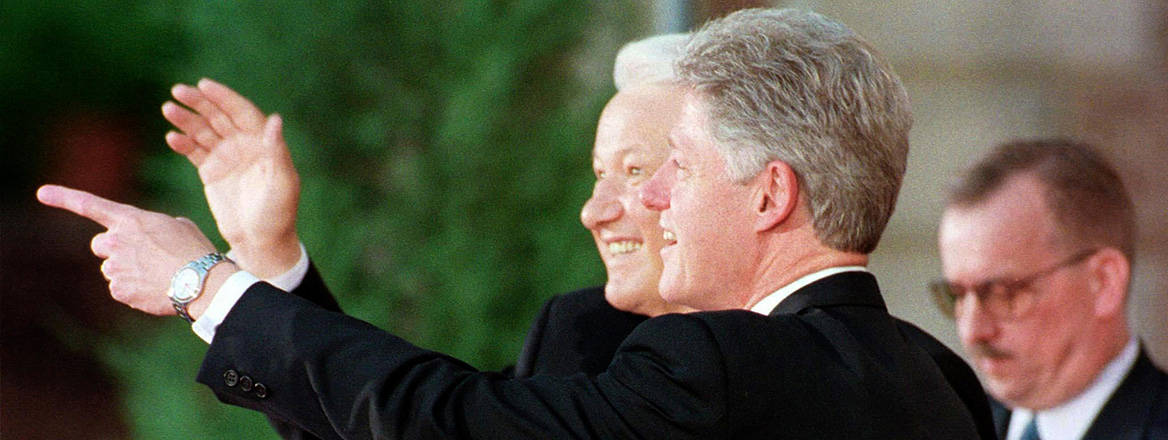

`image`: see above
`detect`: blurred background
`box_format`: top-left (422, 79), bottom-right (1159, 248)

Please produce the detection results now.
top-left (1, 0), bottom-right (1165, 438)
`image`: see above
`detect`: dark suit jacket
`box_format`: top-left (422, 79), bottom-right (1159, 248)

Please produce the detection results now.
top-left (516, 286), bottom-right (996, 437)
top-left (267, 276), bottom-right (644, 438)
top-left (990, 349), bottom-right (1168, 440)
top-left (893, 320), bottom-right (996, 439)
top-left (197, 271), bottom-right (979, 439)
top-left (512, 286), bottom-right (646, 378)
top-left (264, 264), bottom-right (342, 440)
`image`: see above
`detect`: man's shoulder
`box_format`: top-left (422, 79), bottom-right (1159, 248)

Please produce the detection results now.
top-left (613, 307), bottom-right (980, 438)
top-left (540, 286), bottom-right (647, 330)
top-left (543, 286), bottom-right (608, 311)
top-left (622, 309), bottom-right (829, 360)
top-left (892, 318), bottom-right (964, 362)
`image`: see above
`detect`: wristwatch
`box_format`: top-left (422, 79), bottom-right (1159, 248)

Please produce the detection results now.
top-left (168, 252), bottom-right (231, 323)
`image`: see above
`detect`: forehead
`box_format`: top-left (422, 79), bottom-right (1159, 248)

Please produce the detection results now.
top-left (669, 92), bottom-right (714, 151)
top-left (593, 86), bottom-right (684, 160)
top-left (938, 176), bottom-right (1060, 276)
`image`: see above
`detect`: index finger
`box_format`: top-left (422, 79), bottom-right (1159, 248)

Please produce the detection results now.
top-left (197, 78), bottom-right (266, 131)
top-left (36, 184), bottom-right (138, 228)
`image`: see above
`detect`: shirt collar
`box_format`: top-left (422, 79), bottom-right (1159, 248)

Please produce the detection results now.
top-left (749, 266), bottom-right (870, 315)
top-left (1007, 338), bottom-right (1139, 440)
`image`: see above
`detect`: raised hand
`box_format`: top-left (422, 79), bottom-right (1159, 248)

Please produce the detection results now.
top-left (35, 184), bottom-right (233, 318)
top-left (161, 79), bottom-right (300, 278)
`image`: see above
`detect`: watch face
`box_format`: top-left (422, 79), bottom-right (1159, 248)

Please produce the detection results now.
top-left (170, 267), bottom-right (201, 302)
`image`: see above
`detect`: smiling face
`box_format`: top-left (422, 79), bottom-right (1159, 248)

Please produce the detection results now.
top-left (639, 92), bottom-right (760, 311)
top-left (580, 84), bottom-right (687, 316)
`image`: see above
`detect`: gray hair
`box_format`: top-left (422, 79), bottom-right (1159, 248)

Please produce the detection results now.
top-left (947, 139), bottom-right (1136, 260)
top-left (676, 8), bottom-right (912, 254)
top-left (613, 33), bottom-right (688, 91)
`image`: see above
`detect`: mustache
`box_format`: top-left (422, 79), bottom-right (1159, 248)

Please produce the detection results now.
top-left (968, 343), bottom-right (1011, 360)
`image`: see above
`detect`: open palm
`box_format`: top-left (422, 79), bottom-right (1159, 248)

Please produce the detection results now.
top-left (162, 79), bottom-right (301, 277)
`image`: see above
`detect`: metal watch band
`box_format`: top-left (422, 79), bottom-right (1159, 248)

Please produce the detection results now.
top-left (171, 252), bottom-right (231, 323)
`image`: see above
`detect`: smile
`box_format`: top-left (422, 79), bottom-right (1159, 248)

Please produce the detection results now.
top-left (608, 241), bottom-right (643, 255)
top-left (662, 231), bottom-right (676, 242)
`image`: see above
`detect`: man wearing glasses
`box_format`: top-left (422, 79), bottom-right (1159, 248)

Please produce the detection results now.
top-left (932, 139), bottom-right (1167, 440)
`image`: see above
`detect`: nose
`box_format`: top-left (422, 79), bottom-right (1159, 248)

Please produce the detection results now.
top-left (955, 295), bottom-right (999, 346)
top-left (581, 180), bottom-right (622, 229)
top-left (640, 161), bottom-right (673, 211)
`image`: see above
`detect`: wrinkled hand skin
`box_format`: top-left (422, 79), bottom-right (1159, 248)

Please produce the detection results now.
top-left (36, 184), bottom-right (231, 318)
top-left (162, 78), bottom-right (301, 278)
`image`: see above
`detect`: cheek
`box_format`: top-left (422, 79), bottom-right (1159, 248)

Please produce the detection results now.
top-left (997, 320), bottom-right (1054, 360)
top-left (625, 199), bottom-right (662, 239)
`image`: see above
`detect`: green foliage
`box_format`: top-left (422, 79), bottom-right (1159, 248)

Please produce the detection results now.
top-left (7, 0), bottom-right (646, 438)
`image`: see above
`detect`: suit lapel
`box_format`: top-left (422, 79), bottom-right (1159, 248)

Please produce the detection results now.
top-left (992, 350), bottom-right (1167, 440)
top-left (769, 271), bottom-right (887, 317)
top-left (1081, 350), bottom-right (1165, 440)
top-left (989, 399), bottom-right (1010, 439)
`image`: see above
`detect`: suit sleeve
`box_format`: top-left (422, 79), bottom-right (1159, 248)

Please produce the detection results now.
top-left (197, 283), bottom-right (729, 440)
top-left (265, 261), bottom-right (341, 440)
top-left (288, 262), bottom-right (342, 312)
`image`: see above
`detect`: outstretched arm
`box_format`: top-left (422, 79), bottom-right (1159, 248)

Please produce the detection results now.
top-left (162, 79), bottom-right (300, 279)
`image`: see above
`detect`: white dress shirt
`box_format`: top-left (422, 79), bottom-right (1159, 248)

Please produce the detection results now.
top-left (1004, 338), bottom-right (1139, 440)
top-left (749, 266), bottom-right (869, 315)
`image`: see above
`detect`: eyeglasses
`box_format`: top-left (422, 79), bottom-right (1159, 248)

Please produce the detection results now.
top-left (929, 248), bottom-right (1099, 321)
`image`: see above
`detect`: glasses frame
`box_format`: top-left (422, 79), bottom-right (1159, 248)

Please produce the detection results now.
top-left (930, 248), bottom-right (1100, 320)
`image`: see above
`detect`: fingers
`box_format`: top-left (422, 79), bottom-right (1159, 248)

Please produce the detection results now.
top-left (161, 100), bottom-right (217, 146)
top-left (171, 83), bottom-right (238, 139)
top-left (161, 100), bottom-right (215, 164)
top-left (197, 78), bottom-right (265, 131)
top-left (164, 130), bottom-right (208, 166)
top-left (36, 185), bottom-right (137, 229)
top-left (91, 232), bottom-right (112, 258)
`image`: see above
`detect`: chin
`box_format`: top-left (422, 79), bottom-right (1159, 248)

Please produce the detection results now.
top-left (605, 283), bottom-right (657, 314)
top-left (984, 380), bottom-right (1024, 405)
top-left (656, 284), bottom-right (688, 309)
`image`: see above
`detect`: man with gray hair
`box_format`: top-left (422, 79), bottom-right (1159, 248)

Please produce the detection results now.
top-left (38, 8), bottom-right (981, 438)
top-left (934, 139), bottom-right (1168, 440)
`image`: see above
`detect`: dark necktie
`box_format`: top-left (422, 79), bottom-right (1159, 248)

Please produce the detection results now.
top-left (1019, 417), bottom-right (1040, 440)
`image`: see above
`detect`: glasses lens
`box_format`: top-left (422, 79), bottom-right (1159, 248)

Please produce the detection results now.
top-left (994, 283), bottom-right (1033, 320)
top-left (928, 281), bottom-right (957, 319)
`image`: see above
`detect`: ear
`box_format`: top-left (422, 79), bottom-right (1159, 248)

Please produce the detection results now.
top-left (753, 160), bottom-right (799, 232)
top-left (1087, 247), bottom-right (1130, 318)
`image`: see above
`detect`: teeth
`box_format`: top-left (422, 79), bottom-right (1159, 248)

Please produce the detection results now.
top-left (663, 231), bottom-right (676, 241)
top-left (607, 241), bottom-right (643, 255)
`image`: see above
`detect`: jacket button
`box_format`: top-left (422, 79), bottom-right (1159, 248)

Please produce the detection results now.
top-left (239, 375), bottom-right (254, 392)
top-left (254, 383), bottom-right (268, 399)
top-left (223, 370), bottom-right (239, 387)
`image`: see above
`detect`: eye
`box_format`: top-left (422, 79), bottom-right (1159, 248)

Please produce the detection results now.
top-left (595, 169), bottom-right (606, 179)
top-left (628, 166), bottom-right (642, 176)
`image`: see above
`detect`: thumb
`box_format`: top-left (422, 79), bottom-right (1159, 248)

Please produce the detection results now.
top-left (263, 113), bottom-right (285, 151)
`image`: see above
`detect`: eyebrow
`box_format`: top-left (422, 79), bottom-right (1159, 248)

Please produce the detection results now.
top-left (593, 146), bottom-right (638, 161)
